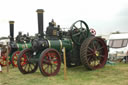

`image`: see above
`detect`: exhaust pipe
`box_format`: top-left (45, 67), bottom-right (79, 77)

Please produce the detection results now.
top-left (9, 21), bottom-right (14, 41)
top-left (36, 9), bottom-right (44, 37)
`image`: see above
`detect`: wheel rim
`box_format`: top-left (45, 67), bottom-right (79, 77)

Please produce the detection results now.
top-left (80, 37), bottom-right (108, 70)
top-left (0, 55), bottom-right (6, 66)
top-left (12, 51), bottom-right (20, 67)
top-left (0, 53), bottom-right (11, 66)
top-left (70, 20), bottom-right (90, 45)
top-left (39, 48), bottom-right (61, 76)
top-left (17, 48), bottom-right (38, 74)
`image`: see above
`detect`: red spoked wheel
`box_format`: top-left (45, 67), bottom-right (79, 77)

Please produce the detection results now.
top-left (0, 55), bottom-right (7, 66)
top-left (17, 48), bottom-right (38, 74)
top-left (11, 51), bottom-right (20, 67)
top-left (0, 55), bottom-right (11, 66)
top-left (39, 48), bottom-right (61, 76)
top-left (80, 36), bottom-right (108, 70)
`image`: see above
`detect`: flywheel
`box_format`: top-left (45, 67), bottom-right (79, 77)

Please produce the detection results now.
top-left (70, 20), bottom-right (90, 45)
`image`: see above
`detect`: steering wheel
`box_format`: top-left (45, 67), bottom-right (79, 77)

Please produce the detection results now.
top-left (70, 20), bottom-right (90, 45)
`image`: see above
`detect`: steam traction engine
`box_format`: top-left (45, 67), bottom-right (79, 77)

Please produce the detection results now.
top-left (17, 9), bottom-right (108, 76)
top-left (0, 21), bottom-right (31, 67)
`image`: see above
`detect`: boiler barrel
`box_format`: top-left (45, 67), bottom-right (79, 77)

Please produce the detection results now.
top-left (47, 39), bottom-right (73, 51)
top-left (16, 43), bottom-right (31, 51)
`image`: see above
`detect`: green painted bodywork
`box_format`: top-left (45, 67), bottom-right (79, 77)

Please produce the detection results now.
top-left (48, 39), bottom-right (72, 51)
top-left (9, 43), bottom-right (31, 60)
top-left (16, 43), bottom-right (31, 51)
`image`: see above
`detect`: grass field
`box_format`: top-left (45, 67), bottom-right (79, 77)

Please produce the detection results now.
top-left (0, 63), bottom-right (128, 85)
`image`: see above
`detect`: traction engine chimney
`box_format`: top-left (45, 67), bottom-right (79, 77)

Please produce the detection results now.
top-left (9, 21), bottom-right (14, 41)
top-left (36, 9), bottom-right (44, 38)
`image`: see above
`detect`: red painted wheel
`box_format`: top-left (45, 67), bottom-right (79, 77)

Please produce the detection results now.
top-left (80, 36), bottom-right (108, 70)
top-left (39, 48), bottom-right (61, 76)
top-left (11, 51), bottom-right (20, 67)
top-left (0, 55), bottom-right (6, 66)
top-left (17, 48), bottom-right (38, 74)
top-left (0, 53), bottom-right (11, 66)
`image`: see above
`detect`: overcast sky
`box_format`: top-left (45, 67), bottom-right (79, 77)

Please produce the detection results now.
top-left (0, 0), bottom-right (128, 37)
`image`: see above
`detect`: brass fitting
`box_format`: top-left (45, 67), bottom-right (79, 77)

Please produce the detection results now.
top-left (9, 21), bottom-right (14, 24)
top-left (36, 9), bottom-right (44, 13)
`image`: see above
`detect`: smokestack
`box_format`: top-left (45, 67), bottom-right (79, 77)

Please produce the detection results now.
top-left (9, 21), bottom-right (14, 41)
top-left (36, 9), bottom-right (44, 37)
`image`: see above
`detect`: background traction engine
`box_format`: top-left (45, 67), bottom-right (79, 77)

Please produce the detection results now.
top-left (17, 9), bottom-right (108, 76)
top-left (0, 21), bottom-right (31, 67)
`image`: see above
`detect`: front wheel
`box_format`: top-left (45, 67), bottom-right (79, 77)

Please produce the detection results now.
top-left (17, 48), bottom-right (38, 74)
top-left (0, 53), bottom-right (11, 66)
top-left (11, 51), bottom-right (20, 67)
top-left (39, 48), bottom-right (61, 76)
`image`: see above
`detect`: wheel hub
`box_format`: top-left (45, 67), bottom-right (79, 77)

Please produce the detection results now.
top-left (95, 51), bottom-right (99, 56)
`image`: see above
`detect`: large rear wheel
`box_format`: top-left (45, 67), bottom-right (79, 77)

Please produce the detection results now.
top-left (80, 36), bottom-right (108, 70)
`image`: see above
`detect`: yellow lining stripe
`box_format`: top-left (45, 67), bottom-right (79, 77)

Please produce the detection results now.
top-left (25, 43), bottom-right (28, 48)
top-left (17, 44), bottom-right (19, 48)
top-left (71, 42), bottom-right (74, 48)
top-left (22, 45), bottom-right (25, 49)
top-left (47, 40), bottom-right (51, 48)
top-left (59, 40), bottom-right (63, 50)
top-left (24, 42), bottom-right (28, 48)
